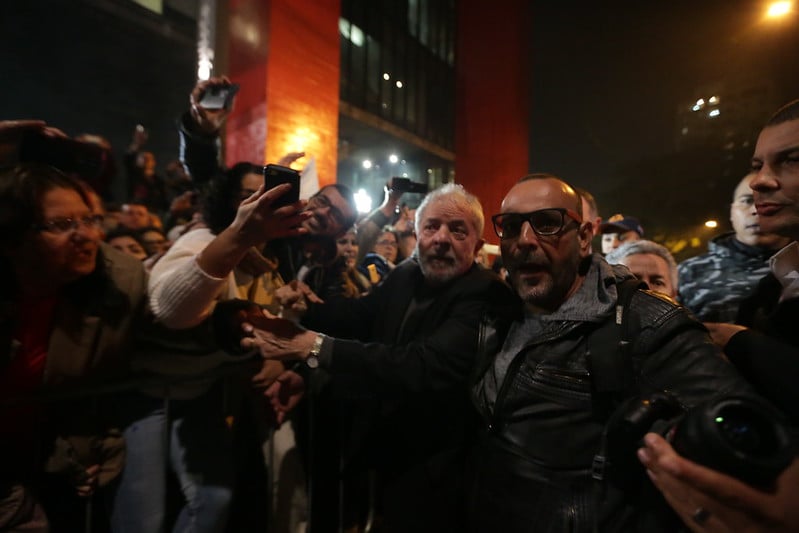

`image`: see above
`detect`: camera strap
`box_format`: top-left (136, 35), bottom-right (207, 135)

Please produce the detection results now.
top-left (587, 278), bottom-right (645, 401)
top-left (587, 278), bottom-right (644, 483)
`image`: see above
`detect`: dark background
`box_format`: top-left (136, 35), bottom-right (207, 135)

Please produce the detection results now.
top-left (2, 0), bottom-right (798, 259)
top-left (529, 0), bottom-right (799, 258)
top-left (0, 0), bottom-right (196, 201)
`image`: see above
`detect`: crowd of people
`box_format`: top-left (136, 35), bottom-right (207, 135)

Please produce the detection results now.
top-left (1, 76), bottom-right (798, 533)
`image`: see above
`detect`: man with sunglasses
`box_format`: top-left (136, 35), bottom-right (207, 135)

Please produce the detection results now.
top-left (469, 174), bottom-right (759, 532)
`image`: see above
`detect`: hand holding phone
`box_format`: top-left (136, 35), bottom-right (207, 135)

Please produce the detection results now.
top-left (263, 164), bottom-right (301, 209)
top-left (390, 176), bottom-right (428, 194)
top-left (198, 83), bottom-right (240, 110)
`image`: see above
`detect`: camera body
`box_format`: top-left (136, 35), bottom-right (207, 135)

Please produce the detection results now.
top-left (390, 177), bottom-right (428, 194)
top-left (603, 393), bottom-right (795, 487)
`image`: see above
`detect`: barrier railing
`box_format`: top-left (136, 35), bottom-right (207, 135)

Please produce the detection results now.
top-left (0, 356), bottom-right (263, 533)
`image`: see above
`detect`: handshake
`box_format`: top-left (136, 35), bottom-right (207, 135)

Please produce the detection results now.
top-left (212, 281), bottom-right (323, 362)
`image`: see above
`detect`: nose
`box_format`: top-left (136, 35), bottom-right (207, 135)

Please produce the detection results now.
top-left (431, 225), bottom-right (452, 246)
top-left (72, 222), bottom-right (97, 241)
top-left (516, 221), bottom-right (540, 248)
top-left (750, 167), bottom-right (778, 192)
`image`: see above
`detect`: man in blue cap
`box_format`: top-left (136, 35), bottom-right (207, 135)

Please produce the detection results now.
top-left (599, 213), bottom-right (644, 254)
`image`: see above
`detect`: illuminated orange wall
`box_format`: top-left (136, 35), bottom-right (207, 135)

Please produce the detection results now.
top-left (454, 0), bottom-right (531, 244)
top-left (225, 0), bottom-right (341, 186)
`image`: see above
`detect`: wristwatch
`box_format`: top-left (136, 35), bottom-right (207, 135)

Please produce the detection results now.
top-left (306, 333), bottom-right (324, 369)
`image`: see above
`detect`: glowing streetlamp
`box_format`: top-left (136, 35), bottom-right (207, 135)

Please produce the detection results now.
top-left (766, 1), bottom-right (792, 18)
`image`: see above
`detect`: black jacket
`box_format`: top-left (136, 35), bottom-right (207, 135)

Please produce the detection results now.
top-left (471, 257), bottom-right (759, 533)
top-left (731, 273), bottom-right (799, 424)
top-left (302, 258), bottom-right (519, 531)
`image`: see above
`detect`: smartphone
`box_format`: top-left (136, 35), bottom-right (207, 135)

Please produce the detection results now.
top-left (390, 176), bottom-right (429, 194)
top-left (263, 164), bottom-right (301, 208)
top-left (198, 83), bottom-right (240, 110)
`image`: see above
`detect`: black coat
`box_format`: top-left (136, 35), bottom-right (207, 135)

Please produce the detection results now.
top-left (302, 258), bottom-right (519, 531)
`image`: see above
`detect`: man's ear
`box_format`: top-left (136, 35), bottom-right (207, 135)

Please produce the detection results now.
top-left (578, 222), bottom-right (593, 256)
top-left (473, 238), bottom-right (485, 258)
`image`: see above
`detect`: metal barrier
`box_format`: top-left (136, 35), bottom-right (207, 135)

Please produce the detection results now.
top-left (0, 356), bottom-right (264, 533)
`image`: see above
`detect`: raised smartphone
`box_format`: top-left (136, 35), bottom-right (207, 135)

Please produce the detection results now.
top-left (263, 164), bottom-right (301, 208)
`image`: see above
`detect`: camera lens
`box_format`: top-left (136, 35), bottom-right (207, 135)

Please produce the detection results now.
top-left (671, 396), bottom-right (794, 486)
top-left (714, 404), bottom-right (776, 456)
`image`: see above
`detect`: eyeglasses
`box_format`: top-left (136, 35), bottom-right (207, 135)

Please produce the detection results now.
top-left (33, 214), bottom-right (104, 234)
top-left (491, 208), bottom-right (582, 239)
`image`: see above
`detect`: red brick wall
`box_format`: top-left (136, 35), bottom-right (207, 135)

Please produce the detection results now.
top-left (225, 0), bottom-right (341, 186)
top-left (455, 0), bottom-right (531, 244)
top-left (225, 0), bottom-right (270, 166)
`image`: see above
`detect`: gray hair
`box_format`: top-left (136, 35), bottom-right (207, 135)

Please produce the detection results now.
top-left (415, 183), bottom-right (485, 236)
top-left (605, 239), bottom-right (678, 289)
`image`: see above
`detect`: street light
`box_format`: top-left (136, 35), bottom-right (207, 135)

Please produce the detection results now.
top-left (766, 1), bottom-right (792, 18)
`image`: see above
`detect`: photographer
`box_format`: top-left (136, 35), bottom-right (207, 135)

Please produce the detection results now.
top-left (469, 174), bottom-right (766, 532)
top-left (636, 99), bottom-right (799, 533)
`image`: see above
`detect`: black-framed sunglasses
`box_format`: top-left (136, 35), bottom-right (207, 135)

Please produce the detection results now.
top-left (491, 208), bottom-right (582, 239)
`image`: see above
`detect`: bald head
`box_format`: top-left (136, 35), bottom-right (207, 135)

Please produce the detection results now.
top-left (498, 175), bottom-right (593, 313)
top-left (512, 174), bottom-right (583, 214)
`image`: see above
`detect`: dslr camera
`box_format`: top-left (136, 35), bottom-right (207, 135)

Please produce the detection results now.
top-left (601, 392), bottom-right (796, 487)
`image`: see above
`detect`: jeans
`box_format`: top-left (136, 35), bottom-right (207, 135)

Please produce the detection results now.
top-left (110, 384), bottom-right (234, 533)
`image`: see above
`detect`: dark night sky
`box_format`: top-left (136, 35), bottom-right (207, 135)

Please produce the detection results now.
top-left (2, 0), bottom-right (796, 254)
top-left (527, 0), bottom-right (799, 253)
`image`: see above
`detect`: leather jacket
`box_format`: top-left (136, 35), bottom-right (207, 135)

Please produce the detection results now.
top-left (469, 257), bottom-right (759, 532)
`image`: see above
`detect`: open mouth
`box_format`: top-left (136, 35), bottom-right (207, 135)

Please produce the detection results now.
top-left (75, 247), bottom-right (97, 260)
top-left (516, 261), bottom-right (546, 273)
top-left (427, 256), bottom-right (453, 266)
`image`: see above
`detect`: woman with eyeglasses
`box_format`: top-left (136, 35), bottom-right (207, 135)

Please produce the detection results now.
top-left (302, 226), bottom-right (372, 300)
top-left (358, 226), bottom-right (400, 285)
top-left (0, 163), bottom-right (148, 531)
